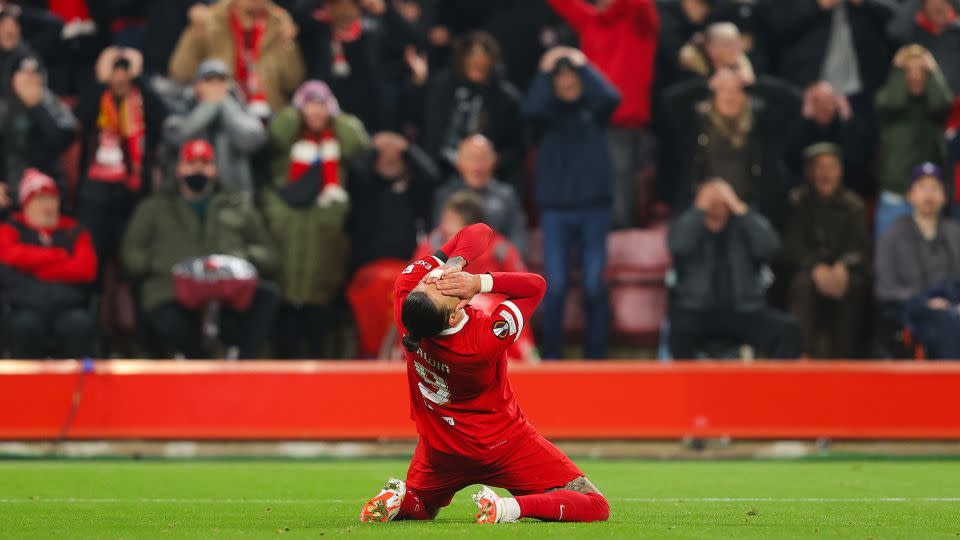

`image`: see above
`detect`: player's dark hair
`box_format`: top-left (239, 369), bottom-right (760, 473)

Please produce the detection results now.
top-left (401, 291), bottom-right (450, 353)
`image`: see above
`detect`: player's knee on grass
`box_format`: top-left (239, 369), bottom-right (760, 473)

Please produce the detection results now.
top-left (590, 492), bottom-right (610, 522)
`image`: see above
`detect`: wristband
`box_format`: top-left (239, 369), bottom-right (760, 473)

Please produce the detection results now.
top-left (479, 274), bottom-right (494, 293)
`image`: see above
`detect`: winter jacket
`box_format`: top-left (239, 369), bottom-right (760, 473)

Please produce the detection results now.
top-left (875, 65), bottom-right (953, 196)
top-left (420, 69), bottom-right (526, 184)
top-left (121, 188), bottom-right (278, 312)
top-left (347, 144), bottom-right (440, 269)
top-left (876, 215), bottom-right (960, 302)
top-left (0, 89), bottom-right (77, 203)
top-left (523, 63), bottom-right (620, 210)
top-left (432, 177), bottom-right (527, 253)
top-left (163, 94), bottom-right (267, 194)
top-left (168, 0), bottom-right (305, 112)
top-left (0, 214), bottom-right (96, 311)
top-left (888, 0), bottom-right (960, 94)
top-left (781, 184), bottom-right (870, 279)
top-left (261, 107), bottom-right (369, 305)
top-left (668, 207), bottom-right (780, 312)
top-left (548, 0), bottom-right (659, 128)
top-left (764, 0), bottom-right (897, 94)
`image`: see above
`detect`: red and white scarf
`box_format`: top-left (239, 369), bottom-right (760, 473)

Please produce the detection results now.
top-left (287, 129), bottom-right (340, 186)
top-left (229, 9), bottom-right (270, 118)
top-left (87, 87), bottom-right (145, 192)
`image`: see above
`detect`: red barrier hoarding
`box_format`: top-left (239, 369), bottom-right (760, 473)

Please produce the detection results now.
top-left (1, 361), bottom-right (959, 440)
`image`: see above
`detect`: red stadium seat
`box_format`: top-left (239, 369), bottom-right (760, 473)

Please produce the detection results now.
top-left (605, 224), bottom-right (671, 285)
top-left (610, 285), bottom-right (668, 347)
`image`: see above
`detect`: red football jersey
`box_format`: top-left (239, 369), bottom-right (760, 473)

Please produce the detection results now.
top-left (393, 224), bottom-right (546, 458)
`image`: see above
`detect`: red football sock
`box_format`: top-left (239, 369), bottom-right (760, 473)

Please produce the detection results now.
top-left (515, 491), bottom-right (610, 522)
top-left (395, 487), bottom-right (435, 521)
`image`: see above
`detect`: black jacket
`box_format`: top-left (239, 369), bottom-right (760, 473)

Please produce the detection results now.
top-left (764, 0), bottom-right (897, 94)
top-left (347, 143), bottom-right (440, 269)
top-left (297, 14), bottom-right (387, 133)
top-left (420, 69), bottom-right (526, 187)
top-left (668, 207), bottom-right (781, 312)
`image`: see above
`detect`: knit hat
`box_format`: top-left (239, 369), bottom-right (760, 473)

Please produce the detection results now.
top-left (292, 80), bottom-right (340, 116)
top-left (18, 168), bottom-right (58, 207)
top-left (910, 162), bottom-right (943, 186)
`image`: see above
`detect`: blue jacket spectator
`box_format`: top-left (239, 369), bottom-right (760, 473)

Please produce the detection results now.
top-left (522, 47), bottom-right (619, 360)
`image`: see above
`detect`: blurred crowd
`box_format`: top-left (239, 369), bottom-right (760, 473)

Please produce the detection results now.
top-left (1, 0), bottom-right (960, 361)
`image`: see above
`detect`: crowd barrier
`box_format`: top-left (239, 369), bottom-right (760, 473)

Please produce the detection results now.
top-left (1, 360), bottom-right (959, 440)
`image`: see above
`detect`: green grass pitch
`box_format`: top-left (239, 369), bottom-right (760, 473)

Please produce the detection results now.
top-left (1, 459), bottom-right (959, 539)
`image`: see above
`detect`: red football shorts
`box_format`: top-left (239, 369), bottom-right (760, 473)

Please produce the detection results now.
top-left (405, 431), bottom-right (584, 512)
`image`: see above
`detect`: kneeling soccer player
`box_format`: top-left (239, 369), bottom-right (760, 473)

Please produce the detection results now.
top-left (359, 223), bottom-right (609, 524)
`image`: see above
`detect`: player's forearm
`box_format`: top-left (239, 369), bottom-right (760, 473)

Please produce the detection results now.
top-left (436, 223), bottom-right (494, 267)
top-left (485, 272), bottom-right (547, 307)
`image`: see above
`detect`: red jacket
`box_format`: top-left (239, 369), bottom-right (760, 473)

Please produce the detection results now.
top-left (548, 0), bottom-right (659, 128)
top-left (0, 214), bottom-right (97, 310)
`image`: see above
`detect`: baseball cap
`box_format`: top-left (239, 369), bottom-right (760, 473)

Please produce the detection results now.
top-left (195, 58), bottom-right (229, 81)
top-left (180, 139), bottom-right (215, 163)
top-left (18, 168), bottom-right (58, 207)
top-left (909, 162), bottom-right (942, 185)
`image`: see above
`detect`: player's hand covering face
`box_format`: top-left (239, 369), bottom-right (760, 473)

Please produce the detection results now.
top-left (436, 272), bottom-right (482, 311)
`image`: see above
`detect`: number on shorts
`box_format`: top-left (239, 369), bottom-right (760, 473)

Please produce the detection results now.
top-left (414, 361), bottom-right (451, 405)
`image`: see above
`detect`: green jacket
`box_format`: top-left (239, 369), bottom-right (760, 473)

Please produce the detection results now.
top-left (875, 66), bottom-right (953, 195)
top-left (782, 184), bottom-right (870, 278)
top-left (121, 188), bottom-right (278, 311)
top-left (261, 107), bottom-right (369, 305)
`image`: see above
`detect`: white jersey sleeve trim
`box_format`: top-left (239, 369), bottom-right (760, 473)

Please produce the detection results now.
top-left (500, 300), bottom-right (524, 342)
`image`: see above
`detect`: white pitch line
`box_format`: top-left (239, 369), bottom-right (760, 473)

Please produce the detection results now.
top-left (0, 497), bottom-right (958, 504)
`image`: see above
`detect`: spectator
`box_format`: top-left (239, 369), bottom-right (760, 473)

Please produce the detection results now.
top-left (765, 0), bottom-right (896, 99)
top-left (888, 0), bottom-right (960, 94)
top-left (163, 59), bottom-right (267, 194)
top-left (875, 44), bottom-right (953, 238)
top-left (0, 53), bottom-right (76, 217)
top-left (785, 81), bottom-right (871, 195)
top-left (876, 164), bottom-right (960, 308)
top-left (75, 47), bottom-right (167, 268)
top-left (348, 131), bottom-right (440, 270)
top-left (662, 69), bottom-right (799, 226)
top-left (420, 31), bottom-right (525, 189)
top-left (432, 134), bottom-right (526, 252)
top-left (548, 0), bottom-right (659, 229)
top-left (667, 179), bottom-right (801, 359)
top-left (877, 163), bottom-right (960, 357)
top-left (0, 169), bottom-right (97, 359)
top-left (782, 143), bottom-right (870, 358)
top-left (296, 0), bottom-right (397, 132)
top-left (260, 80), bottom-right (368, 359)
top-left (0, 4), bottom-right (57, 87)
top-left (523, 46), bottom-right (620, 360)
top-left (168, 0), bottom-right (305, 118)
top-left (121, 139), bottom-right (279, 359)
top-left (677, 22), bottom-right (756, 84)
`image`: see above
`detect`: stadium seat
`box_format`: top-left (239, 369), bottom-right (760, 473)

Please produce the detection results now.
top-left (605, 224), bottom-right (672, 285)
